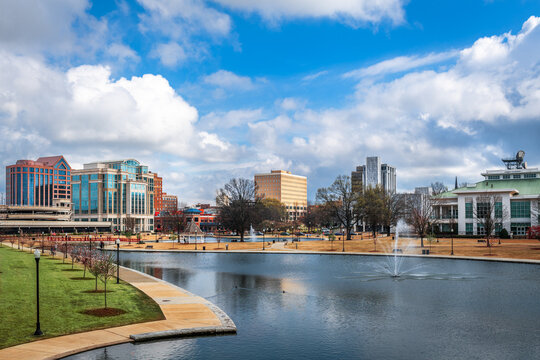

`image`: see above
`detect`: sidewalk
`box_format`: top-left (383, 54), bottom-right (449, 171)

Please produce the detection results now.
top-left (0, 266), bottom-right (236, 360)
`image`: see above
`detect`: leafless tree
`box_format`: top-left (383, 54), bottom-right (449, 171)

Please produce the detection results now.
top-left (382, 191), bottom-right (407, 235)
top-left (8, 236), bottom-right (16, 248)
top-left (431, 181), bottom-right (448, 195)
top-left (473, 194), bottom-right (509, 247)
top-left (217, 178), bottom-right (258, 242)
top-left (406, 195), bottom-right (441, 247)
top-left (316, 175), bottom-right (358, 240)
top-left (97, 253), bottom-right (117, 308)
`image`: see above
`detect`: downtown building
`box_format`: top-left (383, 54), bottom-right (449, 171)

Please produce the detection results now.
top-left (435, 153), bottom-right (540, 236)
top-left (6, 156), bottom-right (72, 207)
top-left (71, 159), bottom-right (155, 232)
top-left (254, 170), bottom-right (307, 221)
top-left (351, 156), bottom-right (396, 193)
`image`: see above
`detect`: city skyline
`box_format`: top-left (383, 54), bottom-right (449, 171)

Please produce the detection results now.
top-left (1, 1), bottom-right (540, 204)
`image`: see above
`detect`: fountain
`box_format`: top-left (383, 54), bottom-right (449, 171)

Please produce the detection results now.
top-left (249, 225), bottom-right (257, 242)
top-left (377, 219), bottom-right (421, 277)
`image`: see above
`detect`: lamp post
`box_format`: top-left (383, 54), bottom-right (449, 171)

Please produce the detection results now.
top-left (89, 235), bottom-right (92, 251)
top-left (262, 231), bottom-right (265, 251)
top-left (450, 228), bottom-right (454, 256)
top-left (342, 233), bottom-right (345, 252)
top-left (116, 238), bottom-right (120, 284)
top-left (34, 249), bottom-right (43, 336)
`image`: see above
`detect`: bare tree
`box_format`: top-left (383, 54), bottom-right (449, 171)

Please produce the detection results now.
top-left (382, 191), bottom-right (407, 235)
top-left (8, 236), bottom-right (16, 248)
top-left (473, 194), bottom-right (509, 247)
top-left (125, 216), bottom-right (136, 235)
top-left (316, 175), bottom-right (357, 240)
top-left (217, 178), bottom-right (258, 242)
top-left (97, 253), bottom-right (117, 308)
top-left (431, 182), bottom-right (448, 195)
top-left (406, 195), bottom-right (440, 247)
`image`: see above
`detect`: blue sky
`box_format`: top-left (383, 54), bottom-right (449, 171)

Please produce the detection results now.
top-left (1, 0), bottom-right (540, 203)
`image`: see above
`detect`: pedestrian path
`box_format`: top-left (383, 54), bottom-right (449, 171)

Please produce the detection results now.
top-left (0, 266), bottom-right (236, 360)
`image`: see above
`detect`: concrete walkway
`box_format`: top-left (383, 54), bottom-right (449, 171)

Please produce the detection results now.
top-left (0, 266), bottom-right (236, 360)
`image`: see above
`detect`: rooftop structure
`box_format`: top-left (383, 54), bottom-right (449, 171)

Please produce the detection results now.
top-left (352, 156), bottom-right (396, 193)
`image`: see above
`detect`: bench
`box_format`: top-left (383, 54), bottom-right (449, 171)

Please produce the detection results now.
top-left (145, 245), bottom-right (154, 249)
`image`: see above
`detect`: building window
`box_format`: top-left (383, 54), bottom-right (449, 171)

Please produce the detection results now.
top-left (503, 175), bottom-right (510, 179)
top-left (495, 202), bottom-right (502, 218)
top-left (511, 201), bottom-right (530, 218)
top-left (487, 175), bottom-right (500, 180)
top-left (465, 203), bottom-right (473, 219)
top-left (511, 223), bottom-right (530, 236)
top-left (513, 174), bottom-right (521, 179)
top-left (524, 173), bottom-right (537, 179)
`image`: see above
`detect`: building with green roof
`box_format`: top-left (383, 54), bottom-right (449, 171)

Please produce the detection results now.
top-left (435, 159), bottom-right (539, 236)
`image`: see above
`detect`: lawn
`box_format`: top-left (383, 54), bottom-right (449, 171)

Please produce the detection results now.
top-left (0, 244), bottom-right (164, 349)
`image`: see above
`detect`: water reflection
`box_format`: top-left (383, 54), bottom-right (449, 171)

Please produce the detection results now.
top-left (68, 252), bottom-right (540, 360)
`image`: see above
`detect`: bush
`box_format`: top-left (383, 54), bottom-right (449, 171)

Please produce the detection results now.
top-left (499, 228), bottom-right (510, 239)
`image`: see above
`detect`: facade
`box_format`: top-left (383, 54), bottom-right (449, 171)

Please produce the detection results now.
top-left (351, 156), bottom-right (396, 193)
top-left (6, 156), bottom-right (71, 207)
top-left (254, 170), bottom-right (308, 221)
top-left (154, 174), bottom-right (163, 215)
top-left (162, 193), bottom-right (178, 214)
top-left (436, 165), bottom-right (540, 236)
top-left (182, 207), bottom-right (219, 233)
top-left (71, 159), bottom-right (155, 232)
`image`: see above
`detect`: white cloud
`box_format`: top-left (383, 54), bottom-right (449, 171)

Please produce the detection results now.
top-left (278, 98), bottom-right (306, 111)
top-left (302, 70), bottom-right (328, 81)
top-left (344, 51), bottom-right (458, 78)
top-left (152, 42), bottom-right (187, 67)
top-left (0, 52), bottom-right (235, 164)
top-left (137, 0), bottom-right (231, 38)
top-left (212, 0), bottom-right (406, 26)
top-left (107, 43), bottom-right (140, 63)
top-left (201, 109), bottom-right (263, 129)
top-left (203, 70), bottom-right (255, 90)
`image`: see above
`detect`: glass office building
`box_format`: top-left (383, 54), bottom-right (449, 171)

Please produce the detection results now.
top-left (71, 159), bottom-right (155, 232)
top-left (5, 156), bottom-right (71, 207)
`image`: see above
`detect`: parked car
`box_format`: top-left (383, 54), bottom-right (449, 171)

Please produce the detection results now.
top-left (295, 232), bottom-right (305, 236)
top-left (280, 232), bottom-right (290, 236)
top-left (256, 231), bottom-right (264, 236)
top-left (334, 232), bottom-right (344, 236)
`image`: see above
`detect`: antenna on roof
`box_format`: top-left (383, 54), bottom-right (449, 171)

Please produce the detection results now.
top-left (501, 150), bottom-right (527, 170)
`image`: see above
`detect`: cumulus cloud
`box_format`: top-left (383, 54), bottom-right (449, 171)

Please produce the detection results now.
top-left (212, 0), bottom-right (406, 26)
top-left (0, 52), bottom-right (235, 164)
top-left (201, 109), bottom-right (263, 129)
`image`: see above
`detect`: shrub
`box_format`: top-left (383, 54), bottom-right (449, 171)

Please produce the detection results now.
top-left (499, 228), bottom-right (510, 239)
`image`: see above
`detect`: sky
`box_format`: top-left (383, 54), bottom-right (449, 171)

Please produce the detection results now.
top-left (1, 0), bottom-right (540, 204)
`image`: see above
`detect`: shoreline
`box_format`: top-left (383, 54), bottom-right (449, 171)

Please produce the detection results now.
top-left (0, 262), bottom-right (236, 360)
top-left (112, 247), bottom-right (540, 265)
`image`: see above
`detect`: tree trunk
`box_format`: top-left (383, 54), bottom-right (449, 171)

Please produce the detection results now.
top-left (95, 276), bottom-right (98, 291)
top-left (104, 280), bottom-right (107, 309)
top-left (420, 236), bottom-right (424, 248)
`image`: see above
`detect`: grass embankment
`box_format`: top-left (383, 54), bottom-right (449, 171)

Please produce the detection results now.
top-left (0, 245), bottom-right (164, 349)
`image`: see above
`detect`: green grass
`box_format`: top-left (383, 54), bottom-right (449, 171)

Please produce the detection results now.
top-left (0, 245), bottom-right (164, 349)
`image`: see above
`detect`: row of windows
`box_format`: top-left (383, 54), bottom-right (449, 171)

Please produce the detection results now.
top-left (11, 167), bottom-right (69, 175)
top-left (487, 173), bottom-right (538, 180)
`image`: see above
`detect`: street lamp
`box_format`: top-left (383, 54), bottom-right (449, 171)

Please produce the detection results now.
top-left (34, 249), bottom-right (43, 336)
top-left (116, 238), bottom-right (120, 284)
top-left (450, 228), bottom-right (454, 256)
top-left (342, 233), bottom-right (345, 252)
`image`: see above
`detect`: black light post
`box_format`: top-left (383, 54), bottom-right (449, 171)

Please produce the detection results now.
top-left (34, 249), bottom-right (43, 336)
top-left (116, 238), bottom-right (120, 284)
top-left (89, 235), bottom-right (92, 251)
top-left (262, 232), bottom-right (265, 250)
top-left (342, 233), bottom-right (345, 252)
top-left (451, 228), bottom-right (454, 255)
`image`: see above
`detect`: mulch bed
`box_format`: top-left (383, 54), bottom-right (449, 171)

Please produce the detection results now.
top-left (81, 308), bottom-right (126, 317)
top-left (82, 289), bottom-right (115, 294)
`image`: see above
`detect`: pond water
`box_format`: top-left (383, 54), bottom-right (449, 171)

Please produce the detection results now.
top-left (66, 252), bottom-right (540, 360)
top-left (155, 236), bottom-right (323, 243)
